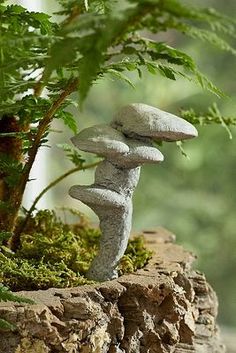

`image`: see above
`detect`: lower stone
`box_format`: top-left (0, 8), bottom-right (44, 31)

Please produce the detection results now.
top-left (0, 228), bottom-right (225, 353)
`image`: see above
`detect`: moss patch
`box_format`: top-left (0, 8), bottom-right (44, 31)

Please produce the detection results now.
top-left (0, 210), bottom-right (152, 290)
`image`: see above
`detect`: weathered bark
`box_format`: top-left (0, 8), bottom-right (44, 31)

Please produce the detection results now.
top-left (0, 228), bottom-right (225, 353)
top-left (0, 116), bottom-right (23, 236)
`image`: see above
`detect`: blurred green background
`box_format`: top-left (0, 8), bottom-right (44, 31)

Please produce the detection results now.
top-left (10, 0), bottom-right (236, 332)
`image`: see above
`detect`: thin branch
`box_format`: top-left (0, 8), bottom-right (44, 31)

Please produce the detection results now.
top-left (32, 161), bottom-right (100, 216)
top-left (20, 160), bottom-right (100, 234)
top-left (19, 79), bottom-right (79, 199)
top-left (8, 78), bottom-right (79, 247)
top-left (62, 5), bottom-right (80, 26)
top-left (9, 78), bottom-right (80, 251)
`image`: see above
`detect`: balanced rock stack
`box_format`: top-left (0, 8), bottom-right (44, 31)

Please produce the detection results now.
top-left (69, 104), bottom-right (198, 281)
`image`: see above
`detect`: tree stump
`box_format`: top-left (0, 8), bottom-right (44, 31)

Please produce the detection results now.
top-left (0, 228), bottom-right (225, 353)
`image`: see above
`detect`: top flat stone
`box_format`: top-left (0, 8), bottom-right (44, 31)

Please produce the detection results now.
top-left (71, 124), bottom-right (129, 156)
top-left (111, 103), bottom-right (198, 141)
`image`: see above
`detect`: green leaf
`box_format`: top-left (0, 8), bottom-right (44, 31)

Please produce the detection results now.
top-left (194, 72), bottom-right (225, 98)
top-left (176, 141), bottom-right (189, 158)
top-left (0, 154), bottom-right (23, 187)
top-left (43, 38), bottom-right (78, 82)
top-left (56, 111), bottom-right (78, 134)
top-left (145, 40), bottom-right (196, 71)
top-left (208, 103), bottom-right (233, 139)
top-left (123, 46), bottom-right (138, 55)
top-left (57, 143), bottom-right (85, 167)
top-left (0, 284), bottom-right (34, 304)
top-left (0, 132), bottom-right (26, 138)
top-left (179, 24), bottom-right (236, 55)
top-left (31, 12), bottom-right (51, 22)
top-left (8, 4), bottom-right (25, 13)
top-left (157, 65), bottom-right (176, 80)
top-left (31, 12), bottom-right (52, 35)
top-left (146, 62), bottom-right (158, 75)
top-left (0, 232), bottom-right (12, 244)
top-left (180, 104), bottom-right (236, 138)
top-left (78, 49), bottom-right (104, 105)
top-left (106, 68), bottom-right (135, 88)
top-left (0, 318), bottom-right (16, 331)
top-left (124, 61), bottom-right (138, 71)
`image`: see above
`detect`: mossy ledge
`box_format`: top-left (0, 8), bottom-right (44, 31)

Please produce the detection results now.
top-left (0, 210), bottom-right (152, 290)
top-left (0, 230), bottom-right (224, 353)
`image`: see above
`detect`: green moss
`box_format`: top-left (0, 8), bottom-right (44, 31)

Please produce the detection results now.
top-left (0, 210), bottom-right (152, 291)
top-left (118, 236), bottom-right (153, 275)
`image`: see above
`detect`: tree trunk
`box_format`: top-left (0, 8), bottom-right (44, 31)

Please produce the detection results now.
top-left (0, 228), bottom-right (225, 353)
top-left (0, 116), bottom-right (23, 236)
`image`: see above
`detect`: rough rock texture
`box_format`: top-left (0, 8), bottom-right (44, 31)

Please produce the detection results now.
top-left (0, 229), bottom-right (224, 353)
top-left (72, 160), bottom-right (141, 281)
top-left (69, 103), bottom-right (198, 281)
top-left (112, 104), bottom-right (198, 141)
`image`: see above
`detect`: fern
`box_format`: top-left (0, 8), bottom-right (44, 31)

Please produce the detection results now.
top-left (181, 104), bottom-right (236, 139)
top-left (173, 23), bottom-right (236, 55)
top-left (0, 284), bottom-right (34, 330)
top-left (0, 284), bottom-right (33, 303)
top-left (57, 143), bottom-right (85, 167)
top-left (0, 0), bottom-right (235, 239)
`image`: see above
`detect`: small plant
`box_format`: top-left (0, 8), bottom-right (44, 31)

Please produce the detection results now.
top-left (0, 284), bottom-right (34, 330)
top-left (0, 209), bottom-right (152, 290)
top-left (0, 0), bottom-right (236, 250)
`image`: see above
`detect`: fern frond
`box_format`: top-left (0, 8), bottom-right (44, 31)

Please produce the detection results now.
top-left (0, 284), bottom-right (33, 331)
top-left (0, 284), bottom-right (34, 304)
top-left (181, 104), bottom-right (236, 138)
top-left (0, 318), bottom-right (16, 331)
top-left (175, 24), bottom-right (236, 56)
top-left (106, 68), bottom-right (135, 88)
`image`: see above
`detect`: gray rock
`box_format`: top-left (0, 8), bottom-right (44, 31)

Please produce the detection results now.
top-left (69, 104), bottom-right (198, 282)
top-left (112, 103), bottom-right (198, 141)
top-left (69, 161), bottom-right (141, 281)
top-left (71, 124), bottom-right (129, 157)
top-left (109, 138), bottom-right (164, 168)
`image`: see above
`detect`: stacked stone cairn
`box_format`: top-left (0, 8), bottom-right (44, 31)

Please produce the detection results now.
top-left (69, 103), bottom-right (198, 281)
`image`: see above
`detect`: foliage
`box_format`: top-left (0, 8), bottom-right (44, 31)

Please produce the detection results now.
top-left (119, 236), bottom-right (153, 275)
top-left (0, 0), bottom-right (235, 239)
top-left (0, 284), bottom-right (34, 330)
top-left (0, 210), bottom-right (152, 291)
top-left (181, 103), bottom-right (236, 139)
top-left (57, 143), bottom-right (85, 167)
